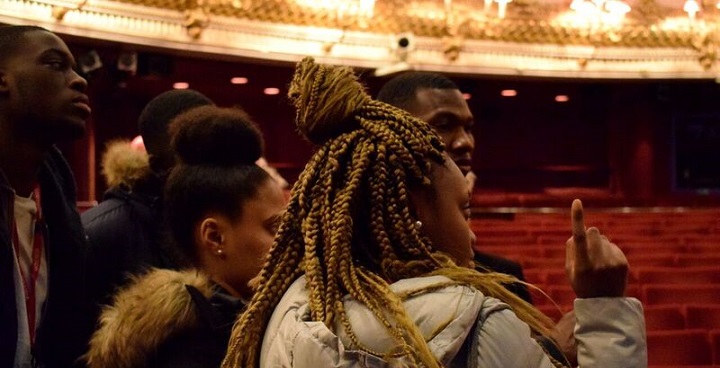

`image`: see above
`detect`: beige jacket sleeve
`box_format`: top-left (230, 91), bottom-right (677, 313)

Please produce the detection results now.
top-left (574, 297), bottom-right (647, 368)
top-left (473, 297), bottom-right (646, 367)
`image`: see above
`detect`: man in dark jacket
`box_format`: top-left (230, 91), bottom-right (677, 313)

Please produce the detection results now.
top-left (0, 25), bottom-right (94, 367)
top-left (82, 89), bottom-right (213, 307)
top-left (377, 71), bottom-right (577, 365)
top-left (376, 72), bottom-right (533, 303)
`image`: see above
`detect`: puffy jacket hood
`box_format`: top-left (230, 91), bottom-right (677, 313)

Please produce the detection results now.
top-left (101, 139), bottom-right (150, 189)
top-left (262, 275), bottom-right (486, 367)
top-left (84, 268), bottom-right (213, 368)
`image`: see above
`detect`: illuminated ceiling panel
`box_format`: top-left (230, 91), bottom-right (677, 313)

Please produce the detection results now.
top-left (1, 0), bottom-right (719, 79)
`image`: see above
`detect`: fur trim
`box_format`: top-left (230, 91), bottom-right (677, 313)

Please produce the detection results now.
top-left (84, 268), bottom-right (213, 368)
top-left (101, 139), bottom-right (150, 189)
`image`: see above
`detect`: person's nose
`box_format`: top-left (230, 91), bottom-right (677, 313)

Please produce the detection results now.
top-left (451, 128), bottom-right (475, 154)
top-left (69, 69), bottom-right (88, 92)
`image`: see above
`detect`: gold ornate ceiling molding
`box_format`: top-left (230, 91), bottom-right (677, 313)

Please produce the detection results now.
top-left (1, 0), bottom-right (719, 79)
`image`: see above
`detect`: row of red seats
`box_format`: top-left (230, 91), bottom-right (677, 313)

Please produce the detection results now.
top-left (643, 305), bottom-right (720, 331)
top-left (515, 254), bottom-right (720, 269)
top-left (524, 266), bottom-right (720, 287)
top-left (471, 210), bottom-right (720, 366)
top-left (474, 231), bottom-right (720, 247)
top-left (471, 210), bottom-right (720, 228)
top-left (531, 284), bottom-right (720, 309)
top-left (648, 329), bottom-right (720, 366)
top-left (537, 304), bottom-right (720, 364)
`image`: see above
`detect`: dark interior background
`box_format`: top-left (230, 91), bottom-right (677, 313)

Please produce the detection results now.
top-left (53, 33), bottom-right (720, 208)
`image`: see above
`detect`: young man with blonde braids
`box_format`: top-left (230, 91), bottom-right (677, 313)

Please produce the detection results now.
top-left (223, 57), bottom-right (646, 368)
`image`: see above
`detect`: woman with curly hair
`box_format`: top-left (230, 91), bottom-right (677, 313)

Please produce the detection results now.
top-left (84, 105), bottom-right (286, 368)
top-left (223, 57), bottom-right (646, 368)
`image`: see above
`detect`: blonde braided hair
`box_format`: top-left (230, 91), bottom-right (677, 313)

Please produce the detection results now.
top-left (223, 57), bottom-right (563, 368)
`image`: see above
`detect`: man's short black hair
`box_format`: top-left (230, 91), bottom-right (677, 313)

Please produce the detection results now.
top-left (0, 25), bottom-right (49, 65)
top-left (137, 89), bottom-right (213, 156)
top-left (376, 71), bottom-right (459, 110)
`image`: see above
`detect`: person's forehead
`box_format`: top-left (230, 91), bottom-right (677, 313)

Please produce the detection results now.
top-left (411, 88), bottom-right (473, 121)
top-left (14, 30), bottom-right (72, 59)
top-left (414, 88), bottom-right (466, 108)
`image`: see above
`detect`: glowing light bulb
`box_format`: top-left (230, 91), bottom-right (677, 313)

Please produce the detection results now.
top-left (495, 0), bottom-right (512, 19)
top-left (684, 0), bottom-right (700, 20)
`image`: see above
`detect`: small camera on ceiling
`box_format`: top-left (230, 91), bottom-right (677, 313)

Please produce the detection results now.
top-left (397, 36), bottom-right (411, 49)
top-left (392, 32), bottom-right (415, 62)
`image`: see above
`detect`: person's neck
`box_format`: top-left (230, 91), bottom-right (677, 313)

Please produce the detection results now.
top-left (0, 133), bottom-right (48, 196)
top-left (209, 275), bottom-right (250, 301)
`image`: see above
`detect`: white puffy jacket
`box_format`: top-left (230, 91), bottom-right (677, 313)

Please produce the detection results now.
top-left (261, 275), bottom-right (647, 368)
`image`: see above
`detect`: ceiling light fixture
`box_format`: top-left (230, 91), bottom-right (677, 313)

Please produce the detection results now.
top-left (173, 82), bottom-right (189, 89)
top-left (231, 77), bottom-right (249, 84)
top-left (684, 0), bottom-right (700, 20)
top-left (501, 89), bottom-right (517, 97)
top-left (481, 0), bottom-right (513, 19)
top-left (568, 0), bottom-right (631, 26)
top-left (495, 0), bottom-right (512, 19)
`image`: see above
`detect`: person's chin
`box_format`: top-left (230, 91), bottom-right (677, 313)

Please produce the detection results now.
top-left (56, 119), bottom-right (87, 141)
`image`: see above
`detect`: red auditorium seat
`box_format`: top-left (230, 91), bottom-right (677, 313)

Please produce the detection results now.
top-left (676, 255), bottom-right (720, 268)
top-left (536, 305), bottom-right (564, 323)
top-left (474, 235), bottom-right (538, 246)
top-left (643, 285), bottom-right (720, 306)
top-left (624, 284), bottom-right (642, 300)
top-left (643, 305), bottom-right (685, 331)
top-left (528, 287), bottom-right (554, 307)
top-left (541, 246), bottom-right (566, 259)
top-left (535, 235), bottom-right (570, 246)
top-left (686, 305), bottom-right (720, 330)
top-left (547, 286), bottom-right (576, 309)
top-left (476, 245), bottom-right (543, 258)
top-left (530, 228), bottom-right (570, 242)
top-left (520, 258), bottom-right (565, 270)
top-left (710, 329), bottom-right (720, 364)
top-left (471, 228), bottom-right (530, 237)
top-left (647, 329), bottom-right (712, 366)
top-left (620, 242), bottom-right (686, 257)
top-left (627, 254), bottom-right (677, 268)
top-left (648, 366), bottom-right (717, 368)
top-left (635, 267), bottom-right (720, 285)
top-left (545, 269), bottom-right (569, 286)
top-left (686, 243), bottom-right (720, 255)
top-left (684, 235), bottom-right (720, 248)
top-left (522, 269), bottom-right (546, 285)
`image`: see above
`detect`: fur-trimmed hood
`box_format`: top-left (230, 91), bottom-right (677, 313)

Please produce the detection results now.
top-left (84, 268), bottom-right (213, 368)
top-left (101, 139), bottom-right (150, 189)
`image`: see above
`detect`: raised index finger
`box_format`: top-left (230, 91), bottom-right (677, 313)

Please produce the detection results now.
top-left (571, 199), bottom-right (586, 241)
top-left (568, 199), bottom-right (591, 267)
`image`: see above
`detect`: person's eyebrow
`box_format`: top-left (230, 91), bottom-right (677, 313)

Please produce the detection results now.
top-left (427, 111), bottom-right (470, 124)
top-left (40, 48), bottom-right (76, 68)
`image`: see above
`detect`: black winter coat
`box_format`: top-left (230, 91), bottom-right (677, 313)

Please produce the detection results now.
top-left (0, 147), bottom-right (94, 367)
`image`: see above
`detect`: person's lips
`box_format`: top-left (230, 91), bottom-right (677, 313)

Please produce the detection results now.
top-left (72, 95), bottom-right (92, 116)
top-left (454, 157), bottom-right (473, 174)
